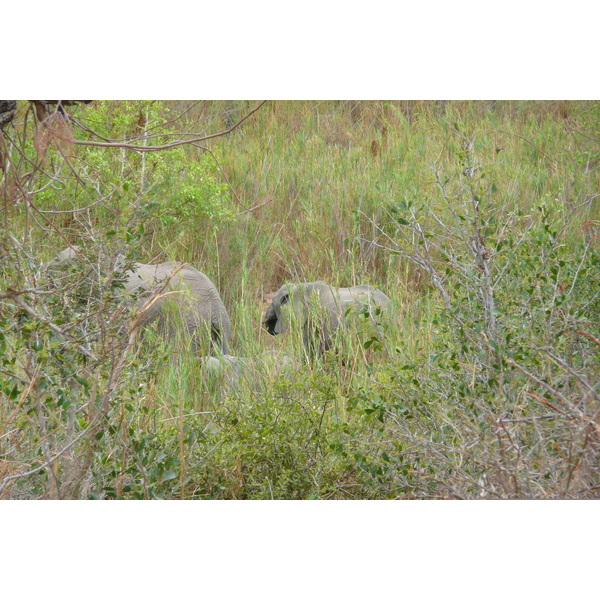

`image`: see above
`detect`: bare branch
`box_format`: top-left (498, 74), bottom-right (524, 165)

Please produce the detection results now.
top-left (506, 358), bottom-right (599, 434)
top-left (576, 329), bottom-right (600, 348)
top-left (71, 101), bottom-right (266, 152)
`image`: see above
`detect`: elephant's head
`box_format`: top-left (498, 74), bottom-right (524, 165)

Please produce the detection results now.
top-left (263, 282), bottom-right (330, 336)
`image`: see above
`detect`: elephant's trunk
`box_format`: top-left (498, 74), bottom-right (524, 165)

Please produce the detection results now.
top-left (263, 304), bottom-right (279, 335)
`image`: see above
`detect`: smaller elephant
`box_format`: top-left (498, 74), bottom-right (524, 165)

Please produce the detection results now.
top-left (260, 349), bottom-right (296, 375)
top-left (199, 350), bottom-right (295, 392)
top-left (200, 355), bottom-right (250, 389)
top-left (263, 281), bottom-right (392, 356)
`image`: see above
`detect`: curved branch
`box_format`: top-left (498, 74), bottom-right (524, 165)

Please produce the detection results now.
top-left (72, 101), bottom-right (266, 152)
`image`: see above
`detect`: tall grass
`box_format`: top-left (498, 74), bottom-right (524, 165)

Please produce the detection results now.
top-left (1, 100), bottom-right (598, 498)
top-left (159, 101), bottom-right (596, 297)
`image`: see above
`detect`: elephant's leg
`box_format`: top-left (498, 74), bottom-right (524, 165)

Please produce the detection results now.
top-left (210, 324), bottom-right (228, 355)
top-left (302, 324), bottom-right (324, 361)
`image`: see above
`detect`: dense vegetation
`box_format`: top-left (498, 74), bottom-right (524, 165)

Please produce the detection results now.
top-left (1, 100), bottom-right (598, 499)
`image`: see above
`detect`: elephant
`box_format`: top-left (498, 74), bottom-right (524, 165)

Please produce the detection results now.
top-left (263, 281), bottom-right (392, 357)
top-left (54, 246), bottom-right (80, 262)
top-left (46, 245), bottom-right (82, 273)
top-left (199, 350), bottom-right (295, 391)
top-left (121, 259), bottom-right (231, 354)
top-left (200, 355), bottom-right (249, 389)
top-left (260, 349), bottom-right (295, 374)
top-left (50, 246), bottom-right (231, 355)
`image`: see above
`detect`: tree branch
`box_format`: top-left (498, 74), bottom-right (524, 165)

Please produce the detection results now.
top-left (71, 101), bottom-right (266, 152)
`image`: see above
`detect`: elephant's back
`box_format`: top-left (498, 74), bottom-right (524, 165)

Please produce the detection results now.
top-left (367, 287), bottom-right (393, 310)
top-left (125, 262), bottom-right (217, 294)
top-left (338, 284), bottom-right (379, 303)
top-left (176, 265), bottom-right (218, 295)
top-left (122, 262), bottom-right (175, 292)
top-left (172, 265), bottom-right (222, 300)
top-left (338, 285), bottom-right (392, 315)
top-left (141, 261), bottom-right (189, 286)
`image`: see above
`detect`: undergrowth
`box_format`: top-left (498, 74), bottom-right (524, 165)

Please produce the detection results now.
top-left (1, 100), bottom-right (598, 499)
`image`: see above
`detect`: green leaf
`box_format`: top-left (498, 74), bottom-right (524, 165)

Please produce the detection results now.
top-left (9, 383), bottom-right (20, 400)
top-left (160, 470), bottom-right (177, 483)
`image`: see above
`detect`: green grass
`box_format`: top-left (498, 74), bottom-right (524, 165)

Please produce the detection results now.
top-left (1, 100), bottom-right (599, 499)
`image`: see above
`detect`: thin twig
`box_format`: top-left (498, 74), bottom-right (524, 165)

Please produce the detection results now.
top-left (576, 329), bottom-right (600, 348)
top-left (159, 411), bottom-right (215, 423)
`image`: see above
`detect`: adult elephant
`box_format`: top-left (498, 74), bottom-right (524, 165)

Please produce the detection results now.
top-left (51, 247), bottom-right (231, 355)
top-left (263, 281), bottom-right (392, 357)
top-left (122, 259), bottom-right (231, 355)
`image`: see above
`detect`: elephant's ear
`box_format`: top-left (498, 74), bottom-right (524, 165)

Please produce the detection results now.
top-left (272, 298), bottom-right (286, 334)
top-left (273, 284), bottom-right (302, 329)
top-left (292, 282), bottom-right (330, 329)
top-left (275, 287), bottom-right (293, 332)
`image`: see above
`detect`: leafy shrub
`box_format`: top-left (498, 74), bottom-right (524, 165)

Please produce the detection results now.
top-left (350, 136), bottom-right (600, 498)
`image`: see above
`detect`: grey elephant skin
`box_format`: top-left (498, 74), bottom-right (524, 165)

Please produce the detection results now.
top-left (200, 350), bottom-right (295, 391)
top-left (263, 281), bottom-right (392, 356)
top-left (123, 261), bottom-right (231, 354)
top-left (51, 247), bottom-right (231, 354)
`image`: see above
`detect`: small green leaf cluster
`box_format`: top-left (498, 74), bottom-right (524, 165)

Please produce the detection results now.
top-left (150, 156), bottom-right (235, 234)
